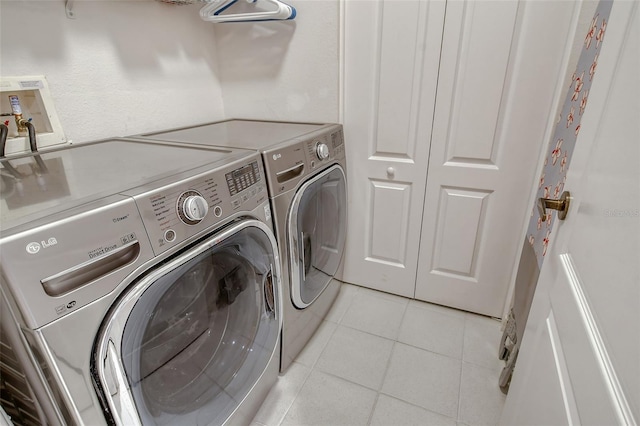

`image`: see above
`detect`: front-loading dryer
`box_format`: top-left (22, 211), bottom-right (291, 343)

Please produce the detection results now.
top-left (131, 120), bottom-right (348, 372)
top-left (0, 138), bottom-right (282, 425)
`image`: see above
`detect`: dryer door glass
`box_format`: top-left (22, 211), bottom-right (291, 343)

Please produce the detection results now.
top-left (102, 222), bottom-right (280, 426)
top-left (289, 165), bottom-right (347, 308)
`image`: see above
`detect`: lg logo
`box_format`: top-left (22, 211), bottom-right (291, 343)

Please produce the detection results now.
top-left (25, 238), bottom-right (58, 255)
top-left (26, 242), bottom-right (41, 254)
top-left (272, 153), bottom-right (282, 161)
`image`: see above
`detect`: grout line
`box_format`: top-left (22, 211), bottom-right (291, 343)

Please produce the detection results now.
top-left (306, 320), bottom-right (340, 370)
top-left (365, 299), bottom-right (411, 423)
top-left (378, 340), bottom-right (399, 391)
top-left (328, 283), bottom-right (360, 324)
top-left (377, 392), bottom-right (458, 424)
top-left (457, 315), bottom-right (469, 422)
top-left (393, 339), bottom-right (464, 363)
top-left (339, 318), bottom-right (466, 364)
top-left (275, 361), bottom-right (313, 426)
top-left (456, 365), bottom-right (465, 424)
top-left (461, 312), bottom-right (507, 372)
top-left (461, 313), bottom-right (469, 364)
top-left (338, 321), bottom-right (400, 344)
top-left (366, 392), bottom-right (381, 426)
top-left (408, 298), bottom-right (469, 321)
top-left (315, 367), bottom-right (381, 393)
top-left (277, 285), bottom-right (504, 425)
top-left (394, 296), bottom-right (411, 341)
top-left (277, 316), bottom-right (344, 425)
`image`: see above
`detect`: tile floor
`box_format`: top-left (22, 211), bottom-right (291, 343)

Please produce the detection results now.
top-left (252, 282), bottom-right (507, 426)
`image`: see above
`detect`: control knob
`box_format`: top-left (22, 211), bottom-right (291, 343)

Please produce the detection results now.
top-left (316, 142), bottom-right (329, 160)
top-left (178, 192), bottom-right (209, 224)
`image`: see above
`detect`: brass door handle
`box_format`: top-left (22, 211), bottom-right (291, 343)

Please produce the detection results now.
top-left (538, 191), bottom-right (571, 222)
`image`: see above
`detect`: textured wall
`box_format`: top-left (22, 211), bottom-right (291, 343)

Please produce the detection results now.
top-left (0, 0), bottom-right (340, 146)
top-left (0, 0), bottom-right (226, 144)
top-left (214, 0), bottom-right (340, 123)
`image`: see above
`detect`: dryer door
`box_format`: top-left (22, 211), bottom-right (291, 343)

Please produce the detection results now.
top-left (93, 220), bottom-right (281, 426)
top-left (289, 165), bottom-right (347, 309)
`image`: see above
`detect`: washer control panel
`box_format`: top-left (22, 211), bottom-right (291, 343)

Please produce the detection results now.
top-left (133, 156), bottom-right (268, 255)
top-left (226, 161), bottom-right (261, 195)
top-left (177, 190), bottom-right (209, 224)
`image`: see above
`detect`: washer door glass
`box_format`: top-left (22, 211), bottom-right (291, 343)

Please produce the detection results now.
top-left (99, 222), bottom-right (280, 426)
top-left (289, 165), bottom-right (347, 308)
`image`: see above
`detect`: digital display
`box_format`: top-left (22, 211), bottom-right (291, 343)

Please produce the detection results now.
top-left (225, 161), bottom-right (261, 195)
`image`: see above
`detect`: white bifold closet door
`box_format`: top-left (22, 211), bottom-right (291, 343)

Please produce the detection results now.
top-left (415, 1), bottom-right (577, 317)
top-left (342, 0), bottom-right (578, 317)
top-left (341, 0), bottom-right (445, 298)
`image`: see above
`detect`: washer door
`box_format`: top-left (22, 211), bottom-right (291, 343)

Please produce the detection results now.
top-left (288, 164), bottom-right (347, 308)
top-left (93, 220), bottom-right (281, 426)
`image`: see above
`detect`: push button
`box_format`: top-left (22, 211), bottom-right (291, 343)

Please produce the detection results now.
top-left (164, 229), bottom-right (176, 242)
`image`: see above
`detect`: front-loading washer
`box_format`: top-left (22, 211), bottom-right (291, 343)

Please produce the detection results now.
top-left (131, 120), bottom-right (348, 372)
top-left (0, 138), bottom-right (282, 425)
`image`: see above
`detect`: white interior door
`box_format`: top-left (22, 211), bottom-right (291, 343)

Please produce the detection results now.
top-left (501, 2), bottom-right (639, 423)
top-left (415, 1), bottom-right (578, 317)
top-left (341, 0), bottom-right (445, 297)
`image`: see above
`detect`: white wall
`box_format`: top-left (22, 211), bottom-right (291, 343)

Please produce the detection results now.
top-left (0, 0), bottom-right (340, 149)
top-left (214, 0), bottom-right (340, 123)
top-left (0, 0), bottom-right (226, 144)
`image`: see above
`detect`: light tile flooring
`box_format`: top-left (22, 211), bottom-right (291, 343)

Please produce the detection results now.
top-left (252, 283), bottom-right (507, 426)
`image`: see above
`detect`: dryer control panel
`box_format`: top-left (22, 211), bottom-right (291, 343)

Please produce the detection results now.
top-left (129, 154), bottom-right (268, 256)
top-left (263, 124), bottom-right (345, 196)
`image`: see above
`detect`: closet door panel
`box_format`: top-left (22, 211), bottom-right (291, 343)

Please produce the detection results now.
top-left (416, 1), bottom-right (575, 317)
top-left (342, 0), bottom-right (445, 296)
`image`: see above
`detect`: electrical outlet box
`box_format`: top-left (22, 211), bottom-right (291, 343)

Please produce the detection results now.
top-left (1, 76), bottom-right (67, 156)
